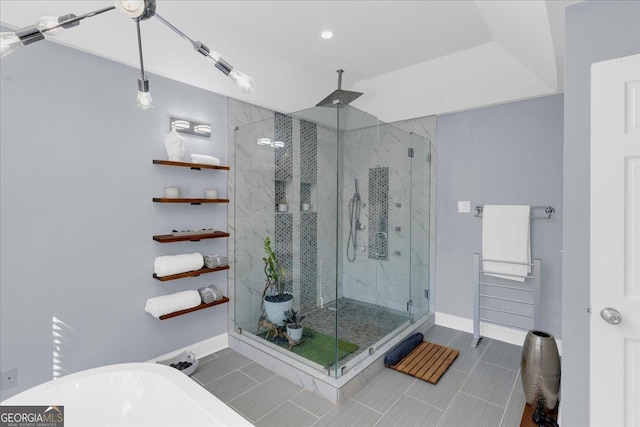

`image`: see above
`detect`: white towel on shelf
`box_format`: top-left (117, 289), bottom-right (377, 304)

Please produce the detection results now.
top-left (154, 253), bottom-right (203, 277)
top-left (482, 205), bottom-right (531, 282)
top-left (191, 154), bottom-right (221, 166)
top-left (145, 290), bottom-right (201, 318)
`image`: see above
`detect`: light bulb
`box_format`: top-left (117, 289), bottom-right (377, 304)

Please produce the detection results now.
top-left (137, 90), bottom-right (153, 110)
top-left (0, 32), bottom-right (23, 58)
top-left (36, 16), bottom-right (63, 36)
top-left (229, 69), bottom-right (254, 94)
top-left (114, 0), bottom-right (146, 18)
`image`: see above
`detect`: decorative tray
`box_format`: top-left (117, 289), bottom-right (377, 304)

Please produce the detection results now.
top-left (156, 351), bottom-right (199, 376)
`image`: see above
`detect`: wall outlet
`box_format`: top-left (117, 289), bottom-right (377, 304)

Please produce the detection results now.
top-left (1, 368), bottom-right (18, 390)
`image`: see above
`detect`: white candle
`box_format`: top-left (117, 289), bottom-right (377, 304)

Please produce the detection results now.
top-left (164, 186), bottom-right (180, 198)
top-left (205, 189), bottom-right (219, 199)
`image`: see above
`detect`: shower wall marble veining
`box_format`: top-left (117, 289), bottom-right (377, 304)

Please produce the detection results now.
top-left (229, 100), bottom-right (339, 332)
top-left (341, 124), bottom-right (430, 314)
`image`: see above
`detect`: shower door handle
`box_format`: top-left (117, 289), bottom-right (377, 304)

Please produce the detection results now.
top-left (374, 231), bottom-right (388, 257)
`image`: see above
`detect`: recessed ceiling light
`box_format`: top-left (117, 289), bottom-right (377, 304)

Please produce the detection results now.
top-left (321, 31), bottom-right (333, 40)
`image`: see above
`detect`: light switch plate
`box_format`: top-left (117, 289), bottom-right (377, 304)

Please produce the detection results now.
top-left (458, 201), bottom-right (471, 213)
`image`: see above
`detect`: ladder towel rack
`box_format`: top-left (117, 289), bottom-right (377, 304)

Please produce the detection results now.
top-left (471, 253), bottom-right (541, 347)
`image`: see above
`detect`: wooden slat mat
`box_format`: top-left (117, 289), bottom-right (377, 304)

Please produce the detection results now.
top-left (390, 341), bottom-right (459, 384)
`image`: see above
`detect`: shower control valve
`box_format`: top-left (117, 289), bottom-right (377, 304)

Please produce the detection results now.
top-left (356, 221), bottom-right (366, 230)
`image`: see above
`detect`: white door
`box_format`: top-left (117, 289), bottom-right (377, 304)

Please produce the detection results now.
top-left (590, 53), bottom-right (640, 427)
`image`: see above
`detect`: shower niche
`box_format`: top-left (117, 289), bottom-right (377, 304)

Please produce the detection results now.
top-left (232, 103), bottom-right (431, 381)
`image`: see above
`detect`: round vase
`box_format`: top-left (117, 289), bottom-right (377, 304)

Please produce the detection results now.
top-left (286, 325), bottom-right (303, 341)
top-left (521, 330), bottom-right (561, 410)
top-left (263, 293), bottom-right (294, 326)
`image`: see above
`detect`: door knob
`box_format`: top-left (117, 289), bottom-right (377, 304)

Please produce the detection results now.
top-left (600, 307), bottom-right (622, 325)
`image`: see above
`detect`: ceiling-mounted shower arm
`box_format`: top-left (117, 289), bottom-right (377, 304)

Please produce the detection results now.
top-left (337, 69), bottom-right (344, 90)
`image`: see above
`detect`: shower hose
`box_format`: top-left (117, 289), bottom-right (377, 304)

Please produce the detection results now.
top-left (346, 196), bottom-right (360, 262)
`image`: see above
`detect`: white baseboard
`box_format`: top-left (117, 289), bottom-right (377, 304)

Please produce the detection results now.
top-left (146, 333), bottom-right (229, 362)
top-left (434, 312), bottom-right (562, 355)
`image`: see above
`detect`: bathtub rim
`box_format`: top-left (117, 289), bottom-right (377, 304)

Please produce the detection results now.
top-left (0, 362), bottom-right (252, 426)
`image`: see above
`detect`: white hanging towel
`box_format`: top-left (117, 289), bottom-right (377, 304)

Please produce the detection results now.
top-left (482, 205), bottom-right (531, 282)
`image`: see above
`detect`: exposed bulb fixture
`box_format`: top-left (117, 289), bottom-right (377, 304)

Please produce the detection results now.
top-left (191, 40), bottom-right (254, 93)
top-left (1, 0), bottom-right (254, 107)
top-left (321, 30), bottom-right (333, 40)
top-left (137, 77), bottom-right (153, 110)
top-left (230, 69), bottom-right (254, 94)
top-left (0, 32), bottom-right (22, 58)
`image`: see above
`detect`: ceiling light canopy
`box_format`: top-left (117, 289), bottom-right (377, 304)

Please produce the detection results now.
top-left (113, 0), bottom-right (152, 18)
top-left (0, 0), bottom-right (254, 108)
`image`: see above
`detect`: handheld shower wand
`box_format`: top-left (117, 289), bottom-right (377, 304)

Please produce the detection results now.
top-left (347, 178), bottom-right (363, 262)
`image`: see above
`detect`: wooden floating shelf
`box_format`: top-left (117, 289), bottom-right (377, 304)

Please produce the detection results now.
top-left (153, 198), bottom-right (229, 204)
top-left (153, 159), bottom-right (230, 170)
top-left (153, 265), bottom-right (230, 282)
top-left (159, 297), bottom-right (230, 320)
top-left (153, 231), bottom-right (230, 243)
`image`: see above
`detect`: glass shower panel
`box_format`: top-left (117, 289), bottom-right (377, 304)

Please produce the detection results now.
top-left (232, 104), bottom-right (431, 379)
top-left (233, 116), bottom-right (278, 336)
top-left (409, 133), bottom-right (431, 320)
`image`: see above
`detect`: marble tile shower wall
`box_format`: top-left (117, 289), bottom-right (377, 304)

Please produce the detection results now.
top-left (228, 98), bottom-right (276, 332)
top-left (229, 101), bottom-right (340, 333)
top-left (341, 124), bottom-right (430, 314)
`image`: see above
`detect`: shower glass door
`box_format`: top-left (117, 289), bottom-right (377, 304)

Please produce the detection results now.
top-left (232, 105), bottom-right (430, 378)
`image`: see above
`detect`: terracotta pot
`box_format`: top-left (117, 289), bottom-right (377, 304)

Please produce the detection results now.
top-left (521, 330), bottom-right (561, 410)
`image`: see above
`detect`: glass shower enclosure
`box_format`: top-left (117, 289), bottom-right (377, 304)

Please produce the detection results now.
top-left (233, 104), bottom-right (430, 378)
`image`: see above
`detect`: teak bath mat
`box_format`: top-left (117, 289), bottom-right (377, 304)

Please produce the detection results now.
top-left (390, 341), bottom-right (459, 384)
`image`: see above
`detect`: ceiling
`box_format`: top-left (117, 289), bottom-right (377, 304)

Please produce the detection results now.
top-left (0, 1), bottom-right (580, 122)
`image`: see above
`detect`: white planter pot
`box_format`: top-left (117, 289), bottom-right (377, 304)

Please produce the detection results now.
top-left (287, 325), bottom-right (303, 341)
top-left (263, 293), bottom-right (294, 326)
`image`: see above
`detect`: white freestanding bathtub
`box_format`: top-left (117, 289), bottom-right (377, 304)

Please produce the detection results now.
top-left (0, 363), bottom-right (252, 426)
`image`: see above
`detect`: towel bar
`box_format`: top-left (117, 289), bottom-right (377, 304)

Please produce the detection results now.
top-left (474, 205), bottom-right (555, 219)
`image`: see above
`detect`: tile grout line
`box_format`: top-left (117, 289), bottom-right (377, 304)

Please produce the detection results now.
top-left (458, 391), bottom-right (507, 409)
top-left (436, 341), bottom-right (491, 426)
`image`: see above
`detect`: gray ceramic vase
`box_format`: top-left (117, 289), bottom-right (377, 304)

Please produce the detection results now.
top-left (521, 330), bottom-right (561, 410)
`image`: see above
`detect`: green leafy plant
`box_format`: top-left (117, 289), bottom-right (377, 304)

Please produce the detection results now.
top-left (261, 237), bottom-right (290, 302)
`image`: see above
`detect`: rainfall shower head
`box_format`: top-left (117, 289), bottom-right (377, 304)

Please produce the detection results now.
top-left (316, 69), bottom-right (363, 107)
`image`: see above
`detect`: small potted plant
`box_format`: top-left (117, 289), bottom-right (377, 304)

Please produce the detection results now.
top-left (284, 309), bottom-right (305, 342)
top-left (261, 236), bottom-right (293, 325)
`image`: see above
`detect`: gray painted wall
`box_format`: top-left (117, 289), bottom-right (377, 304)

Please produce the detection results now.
top-left (563, 2), bottom-right (640, 425)
top-left (0, 37), bottom-right (229, 399)
top-left (436, 95), bottom-right (564, 337)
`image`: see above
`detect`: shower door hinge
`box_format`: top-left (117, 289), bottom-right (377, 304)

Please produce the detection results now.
top-left (427, 153), bottom-right (431, 163)
top-left (408, 147), bottom-right (414, 158)
top-left (424, 289), bottom-right (430, 299)
top-left (406, 299), bottom-right (413, 312)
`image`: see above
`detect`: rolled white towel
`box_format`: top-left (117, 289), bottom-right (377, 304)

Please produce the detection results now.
top-left (154, 253), bottom-right (204, 277)
top-left (191, 154), bottom-right (221, 166)
top-left (145, 290), bottom-right (201, 318)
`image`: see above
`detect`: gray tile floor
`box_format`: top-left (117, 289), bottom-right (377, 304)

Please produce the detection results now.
top-left (191, 326), bottom-right (527, 426)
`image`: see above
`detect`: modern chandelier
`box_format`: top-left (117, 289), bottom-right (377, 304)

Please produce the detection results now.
top-left (0, 0), bottom-right (254, 110)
